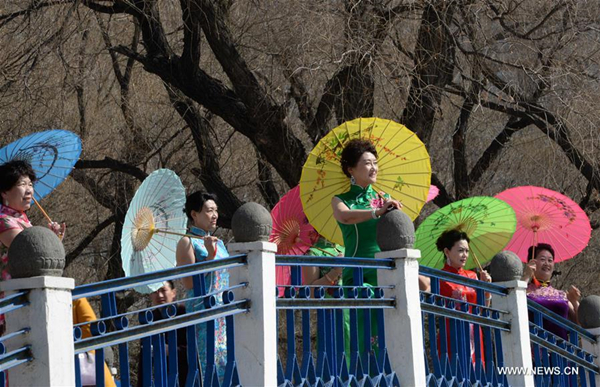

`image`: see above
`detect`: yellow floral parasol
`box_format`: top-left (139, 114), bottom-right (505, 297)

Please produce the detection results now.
top-left (299, 117), bottom-right (431, 246)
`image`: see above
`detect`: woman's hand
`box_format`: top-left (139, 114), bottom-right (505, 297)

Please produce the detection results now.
top-left (48, 221), bottom-right (66, 240)
top-left (567, 285), bottom-right (581, 305)
top-left (521, 260), bottom-right (536, 282)
top-left (328, 267), bottom-right (342, 279)
top-left (203, 236), bottom-right (219, 260)
top-left (375, 196), bottom-right (402, 217)
top-left (479, 270), bottom-right (492, 283)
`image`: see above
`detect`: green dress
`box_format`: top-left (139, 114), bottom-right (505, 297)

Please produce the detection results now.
top-left (335, 184), bottom-right (387, 355)
top-left (335, 183), bottom-right (387, 286)
top-left (306, 237), bottom-right (345, 289)
top-left (306, 237), bottom-right (350, 360)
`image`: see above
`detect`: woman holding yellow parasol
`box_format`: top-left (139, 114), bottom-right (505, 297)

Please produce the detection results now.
top-left (331, 139), bottom-right (401, 286)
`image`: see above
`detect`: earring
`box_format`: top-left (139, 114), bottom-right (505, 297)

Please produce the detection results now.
top-left (350, 175), bottom-right (356, 185)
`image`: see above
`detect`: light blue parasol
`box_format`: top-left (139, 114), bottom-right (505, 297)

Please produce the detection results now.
top-left (121, 169), bottom-right (188, 294)
top-left (0, 130), bottom-right (82, 201)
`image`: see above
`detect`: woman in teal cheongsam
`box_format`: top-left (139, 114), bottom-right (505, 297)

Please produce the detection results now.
top-left (176, 191), bottom-right (229, 381)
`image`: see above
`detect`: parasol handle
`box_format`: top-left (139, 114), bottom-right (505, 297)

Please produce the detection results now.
top-left (532, 228), bottom-right (538, 260)
top-left (470, 249), bottom-right (485, 273)
top-left (32, 196), bottom-right (53, 224)
top-left (153, 228), bottom-right (218, 242)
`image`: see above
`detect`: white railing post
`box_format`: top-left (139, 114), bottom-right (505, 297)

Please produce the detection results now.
top-left (1, 226), bottom-right (75, 387)
top-left (492, 280), bottom-right (535, 387)
top-left (228, 202), bottom-right (277, 386)
top-left (376, 248), bottom-right (426, 387)
top-left (228, 241), bottom-right (277, 387)
top-left (2, 276), bottom-right (75, 387)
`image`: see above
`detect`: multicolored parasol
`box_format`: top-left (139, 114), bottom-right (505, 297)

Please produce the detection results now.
top-left (121, 169), bottom-right (188, 294)
top-left (299, 117), bottom-right (431, 245)
top-left (495, 186), bottom-right (591, 262)
top-left (415, 196), bottom-right (517, 270)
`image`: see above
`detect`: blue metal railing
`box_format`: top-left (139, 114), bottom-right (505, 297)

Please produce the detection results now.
top-left (0, 290), bottom-right (32, 385)
top-left (528, 299), bottom-right (598, 386)
top-left (72, 254), bottom-right (248, 387)
top-left (276, 255), bottom-right (399, 386)
top-left (419, 266), bottom-right (510, 386)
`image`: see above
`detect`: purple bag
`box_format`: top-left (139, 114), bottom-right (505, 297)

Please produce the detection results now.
top-left (77, 352), bottom-right (96, 386)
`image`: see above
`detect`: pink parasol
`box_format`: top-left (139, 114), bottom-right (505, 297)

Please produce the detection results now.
top-left (270, 186), bottom-right (319, 295)
top-left (426, 185), bottom-right (439, 203)
top-left (495, 186), bottom-right (591, 262)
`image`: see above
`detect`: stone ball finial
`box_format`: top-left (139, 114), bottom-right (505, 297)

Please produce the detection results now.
top-left (376, 209), bottom-right (415, 251)
top-left (8, 226), bottom-right (65, 278)
top-left (578, 295), bottom-right (600, 329)
top-left (489, 250), bottom-right (523, 282)
top-left (231, 202), bottom-right (272, 242)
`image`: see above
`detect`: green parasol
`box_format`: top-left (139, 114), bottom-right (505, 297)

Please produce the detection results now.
top-left (415, 196), bottom-right (517, 270)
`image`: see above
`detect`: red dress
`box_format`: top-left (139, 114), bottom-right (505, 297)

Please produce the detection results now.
top-left (440, 264), bottom-right (485, 365)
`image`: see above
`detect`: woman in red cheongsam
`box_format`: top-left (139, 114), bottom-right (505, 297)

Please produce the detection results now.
top-left (436, 229), bottom-right (491, 365)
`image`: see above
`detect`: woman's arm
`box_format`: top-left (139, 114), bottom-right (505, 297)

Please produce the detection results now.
top-left (567, 285), bottom-right (581, 324)
top-left (302, 266), bottom-right (342, 296)
top-left (331, 197), bottom-right (400, 225)
top-left (0, 228), bottom-right (22, 248)
top-left (176, 237), bottom-right (195, 290)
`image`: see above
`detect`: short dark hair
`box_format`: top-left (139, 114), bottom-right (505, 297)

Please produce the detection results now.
top-left (340, 139), bottom-right (378, 178)
top-left (184, 191), bottom-right (218, 220)
top-left (164, 280), bottom-right (174, 290)
top-left (0, 160), bottom-right (37, 193)
top-left (527, 243), bottom-right (554, 261)
top-left (436, 229), bottom-right (470, 252)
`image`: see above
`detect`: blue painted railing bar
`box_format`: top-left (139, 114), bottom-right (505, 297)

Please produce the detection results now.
top-left (74, 301), bottom-right (248, 353)
top-left (71, 253), bottom-right (249, 387)
top-left (0, 345), bottom-right (32, 372)
top-left (529, 326), bottom-right (599, 372)
top-left (528, 299), bottom-right (596, 341)
top-left (0, 290), bottom-right (29, 315)
top-left (72, 282), bottom-right (248, 329)
top-left (277, 255), bottom-right (395, 269)
top-left (72, 254), bottom-right (247, 299)
top-left (276, 255), bottom-right (402, 386)
top-left (528, 297), bottom-right (599, 387)
top-left (420, 265), bottom-right (510, 386)
top-left (277, 298), bottom-right (395, 309)
top-left (420, 293), bottom-right (510, 331)
top-left (0, 328), bottom-right (29, 345)
top-left (420, 265), bottom-right (509, 295)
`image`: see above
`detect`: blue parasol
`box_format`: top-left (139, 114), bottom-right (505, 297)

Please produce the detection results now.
top-left (0, 130), bottom-right (82, 201)
top-left (121, 169), bottom-right (188, 294)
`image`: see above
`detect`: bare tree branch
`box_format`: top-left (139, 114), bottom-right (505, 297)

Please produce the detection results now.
top-left (75, 158), bottom-right (148, 181)
top-left (65, 215), bottom-right (116, 267)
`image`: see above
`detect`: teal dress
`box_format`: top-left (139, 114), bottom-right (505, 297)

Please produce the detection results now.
top-left (185, 226), bottom-right (229, 381)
